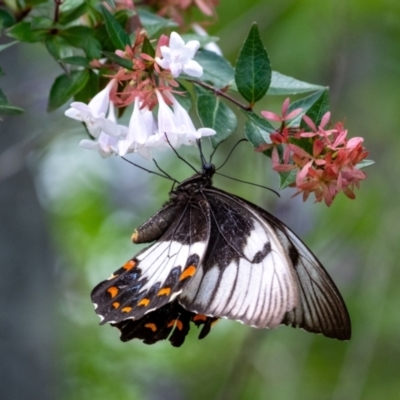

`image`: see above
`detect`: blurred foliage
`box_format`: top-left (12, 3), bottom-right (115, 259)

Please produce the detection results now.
top-left (2, 0), bottom-right (400, 399)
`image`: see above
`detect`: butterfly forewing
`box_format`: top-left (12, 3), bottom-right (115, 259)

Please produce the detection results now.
top-left (91, 200), bottom-right (211, 325)
top-left (180, 189), bottom-right (299, 329)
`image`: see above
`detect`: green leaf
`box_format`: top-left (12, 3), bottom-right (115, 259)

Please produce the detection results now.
top-left (45, 35), bottom-right (73, 61)
top-left (48, 70), bottom-right (90, 111)
top-left (7, 21), bottom-right (47, 42)
top-left (244, 110), bottom-right (275, 133)
top-left (0, 88), bottom-right (24, 115)
top-left (102, 51), bottom-right (133, 69)
top-left (74, 70), bottom-right (100, 104)
top-left (104, 0), bottom-right (116, 9)
top-left (244, 120), bottom-right (272, 148)
top-left (31, 16), bottom-right (53, 30)
top-left (0, 41), bottom-right (17, 53)
top-left (60, 26), bottom-right (102, 59)
top-left (196, 95), bottom-right (237, 147)
top-left (0, 9), bottom-right (16, 29)
top-left (186, 49), bottom-right (234, 89)
top-left (234, 23), bottom-right (271, 104)
top-left (279, 169), bottom-right (297, 189)
top-left (101, 5), bottom-right (131, 50)
top-left (142, 36), bottom-right (155, 58)
top-left (60, 56), bottom-right (90, 67)
top-left (0, 65), bottom-right (3, 76)
top-left (59, 2), bottom-right (89, 25)
top-left (288, 89), bottom-right (330, 127)
top-left (137, 9), bottom-right (177, 38)
top-left (268, 71), bottom-right (325, 95)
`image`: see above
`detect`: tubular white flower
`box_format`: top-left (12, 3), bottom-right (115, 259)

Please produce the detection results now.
top-left (155, 32), bottom-right (203, 78)
top-left (65, 79), bottom-right (119, 138)
top-left (79, 102), bottom-right (126, 158)
top-left (118, 97), bottom-right (157, 159)
top-left (170, 94), bottom-right (216, 146)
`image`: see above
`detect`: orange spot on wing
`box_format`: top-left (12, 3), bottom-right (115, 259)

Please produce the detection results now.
top-left (121, 306), bottom-right (132, 313)
top-left (179, 265), bottom-right (197, 281)
top-left (123, 260), bottom-right (136, 270)
top-left (107, 287), bottom-right (118, 298)
top-left (144, 323), bottom-right (157, 332)
top-left (167, 319), bottom-right (183, 330)
top-left (138, 298), bottom-right (150, 307)
top-left (157, 287), bottom-right (171, 296)
top-left (112, 302), bottom-right (120, 309)
top-left (192, 314), bottom-right (207, 322)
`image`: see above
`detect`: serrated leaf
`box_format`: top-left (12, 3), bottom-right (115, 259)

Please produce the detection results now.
top-left (7, 21), bottom-right (47, 42)
top-left (244, 120), bottom-right (272, 148)
top-left (279, 169), bottom-right (297, 189)
top-left (142, 36), bottom-right (155, 58)
top-left (196, 95), bottom-right (237, 147)
top-left (137, 9), bottom-right (177, 37)
top-left (235, 23), bottom-right (271, 104)
top-left (186, 49), bottom-right (234, 89)
top-left (101, 5), bottom-right (131, 50)
top-left (102, 51), bottom-right (133, 69)
top-left (287, 89), bottom-right (330, 127)
top-left (48, 70), bottom-right (90, 111)
top-left (268, 71), bottom-right (325, 95)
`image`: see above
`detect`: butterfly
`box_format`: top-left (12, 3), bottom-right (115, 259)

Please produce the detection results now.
top-left (91, 162), bottom-right (351, 347)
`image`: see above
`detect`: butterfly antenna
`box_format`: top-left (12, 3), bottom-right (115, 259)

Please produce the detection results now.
top-left (164, 133), bottom-right (198, 174)
top-left (121, 157), bottom-right (179, 184)
top-left (152, 158), bottom-right (179, 183)
top-left (209, 140), bottom-right (223, 163)
top-left (215, 172), bottom-right (280, 198)
top-left (216, 139), bottom-right (248, 171)
top-left (196, 139), bottom-right (208, 167)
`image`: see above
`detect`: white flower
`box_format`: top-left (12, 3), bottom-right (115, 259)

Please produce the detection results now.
top-left (155, 32), bottom-right (203, 78)
top-left (192, 23), bottom-right (223, 56)
top-left (118, 97), bottom-right (157, 159)
top-left (79, 103), bottom-right (126, 158)
top-left (65, 79), bottom-right (120, 138)
top-left (169, 94), bottom-right (216, 146)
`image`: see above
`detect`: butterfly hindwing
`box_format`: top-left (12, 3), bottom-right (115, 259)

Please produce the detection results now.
top-left (91, 200), bottom-right (211, 325)
top-left (180, 189), bottom-right (299, 329)
top-left (208, 189), bottom-right (351, 340)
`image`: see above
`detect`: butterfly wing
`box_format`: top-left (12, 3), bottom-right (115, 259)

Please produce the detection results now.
top-left (112, 300), bottom-right (219, 347)
top-left (198, 188), bottom-right (351, 340)
top-left (91, 200), bottom-right (211, 325)
top-left (179, 189), bottom-right (300, 329)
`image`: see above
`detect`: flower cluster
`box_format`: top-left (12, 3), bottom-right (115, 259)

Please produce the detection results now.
top-left (65, 32), bottom-right (215, 159)
top-left (259, 99), bottom-right (368, 206)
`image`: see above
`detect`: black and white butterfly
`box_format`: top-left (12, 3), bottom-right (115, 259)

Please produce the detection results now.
top-left (91, 163), bottom-right (351, 347)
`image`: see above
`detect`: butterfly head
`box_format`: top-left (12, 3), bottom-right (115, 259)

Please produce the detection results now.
top-left (202, 162), bottom-right (216, 178)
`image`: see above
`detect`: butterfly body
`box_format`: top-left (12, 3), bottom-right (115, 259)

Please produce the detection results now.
top-left (91, 165), bottom-right (351, 346)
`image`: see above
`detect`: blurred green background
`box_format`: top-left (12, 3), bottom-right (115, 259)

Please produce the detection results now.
top-left (1, 0), bottom-right (399, 399)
